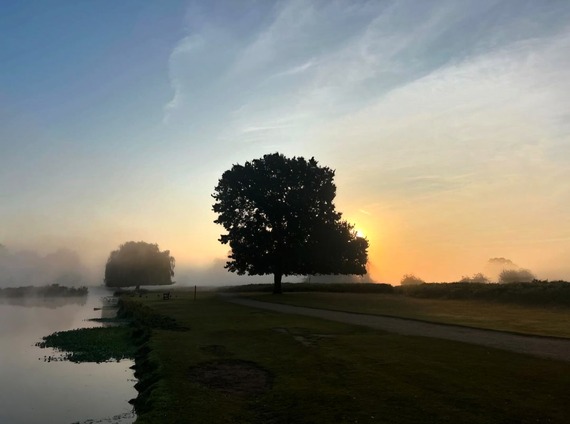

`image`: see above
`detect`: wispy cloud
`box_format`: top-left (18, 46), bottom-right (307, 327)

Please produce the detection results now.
top-left (270, 60), bottom-right (316, 79)
top-left (161, 0), bottom-right (570, 281)
top-left (164, 0), bottom-right (570, 210)
top-left (241, 124), bottom-right (292, 134)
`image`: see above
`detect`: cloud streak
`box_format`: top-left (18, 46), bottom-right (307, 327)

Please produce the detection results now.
top-left (158, 1), bottom-right (570, 283)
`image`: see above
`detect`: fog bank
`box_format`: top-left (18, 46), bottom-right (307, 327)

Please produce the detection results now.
top-left (0, 245), bottom-right (93, 287)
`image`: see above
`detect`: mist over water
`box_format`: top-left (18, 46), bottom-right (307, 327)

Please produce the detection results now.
top-left (0, 287), bottom-right (135, 424)
top-left (0, 245), bottom-right (95, 287)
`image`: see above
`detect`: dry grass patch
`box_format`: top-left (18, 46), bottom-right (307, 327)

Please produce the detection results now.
top-left (188, 359), bottom-right (272, 396)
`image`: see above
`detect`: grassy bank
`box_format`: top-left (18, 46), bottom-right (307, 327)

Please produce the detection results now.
top-left (126, 292), bottom-right (570, 424)
top-left (245, 292), bottom-right (570, 338)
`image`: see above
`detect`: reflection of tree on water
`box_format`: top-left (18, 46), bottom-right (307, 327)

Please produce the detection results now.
top-left (0, 296), bottom-right (87, 309)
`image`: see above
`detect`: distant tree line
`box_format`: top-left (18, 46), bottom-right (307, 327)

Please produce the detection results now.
top-left (0, 244), bottom-right (88, 287)
top-left (0, 284), bottom-right (88, 298)
top-left (401, 267), bottom-right (537, 286)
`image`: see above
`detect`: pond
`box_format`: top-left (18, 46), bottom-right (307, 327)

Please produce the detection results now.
top-left (0, 286), bottom-right (136, 424)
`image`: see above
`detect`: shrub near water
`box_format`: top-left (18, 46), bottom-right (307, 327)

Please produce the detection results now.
top-left (117, 298), bottom-right (185, 330)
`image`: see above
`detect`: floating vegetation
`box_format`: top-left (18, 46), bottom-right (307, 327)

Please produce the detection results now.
top-left (37, 326), bottom-right (136, 363)
top-left (70, 411), bottom-right (135, 424)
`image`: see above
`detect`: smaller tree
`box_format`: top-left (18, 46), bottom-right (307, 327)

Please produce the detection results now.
top-left (400, 274), bottom-right (425, 286)
top-left (498, 269), bottom-right (535, 284)
top-left (104, 241), bottom-right (175, 289)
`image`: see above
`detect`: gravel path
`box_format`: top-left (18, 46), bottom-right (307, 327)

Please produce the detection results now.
top-left (223, 296), bottom-right (570, 362)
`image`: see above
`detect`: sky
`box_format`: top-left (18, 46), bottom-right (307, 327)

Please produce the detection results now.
top-left (1, 0), bottom-right (570, 285)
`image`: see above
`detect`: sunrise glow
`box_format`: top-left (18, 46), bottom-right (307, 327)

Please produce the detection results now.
top-left (1, 1), bottom-right (569, 286)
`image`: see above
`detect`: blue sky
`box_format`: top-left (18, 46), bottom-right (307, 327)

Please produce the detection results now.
top-left (2, 1), bottom-right (570, 284)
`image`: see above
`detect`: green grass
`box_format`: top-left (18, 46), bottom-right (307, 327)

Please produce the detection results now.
top-left (130, 292), bottom-right (570, 424)
top-left (244, 292), bottom-right (570, 338)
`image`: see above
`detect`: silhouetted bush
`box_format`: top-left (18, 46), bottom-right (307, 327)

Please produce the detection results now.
top-left (459, 273), bottom-right (490, 284)
top-left (400, 274), bottom-right (425, 286)
top-left (498, 269), bottom-right (535, 284)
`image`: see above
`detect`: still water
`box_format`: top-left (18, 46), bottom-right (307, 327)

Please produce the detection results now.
top-left (0, 286), bottom-right (136, 424)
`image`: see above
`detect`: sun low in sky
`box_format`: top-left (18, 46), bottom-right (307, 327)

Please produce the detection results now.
top-left (1, 1), bottom-right (570, 285)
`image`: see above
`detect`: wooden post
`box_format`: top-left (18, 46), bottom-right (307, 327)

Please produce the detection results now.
top-left (194, 285), bottom-right (197, 301)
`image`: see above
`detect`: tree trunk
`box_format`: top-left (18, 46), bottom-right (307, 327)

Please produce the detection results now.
top-left (273, 272), bottom-right (283, 294)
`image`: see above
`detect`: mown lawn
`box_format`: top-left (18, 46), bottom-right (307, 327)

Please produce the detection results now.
top-left (133, 292), bottom-right (570, 424)
top-left (245, 292), bottom-right (570, 338)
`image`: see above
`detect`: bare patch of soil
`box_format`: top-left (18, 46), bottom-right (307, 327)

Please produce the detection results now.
top-left (188, 360), bottom-right (272, 395)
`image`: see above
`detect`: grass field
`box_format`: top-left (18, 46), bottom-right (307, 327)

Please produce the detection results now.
top-left (244, 292), bottom-right (570, 338)
top-left (129, 292), bottom-right (570, 424)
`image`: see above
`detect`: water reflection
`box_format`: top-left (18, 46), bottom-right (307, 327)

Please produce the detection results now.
top-left (0, 286), bottom-right (135, 424)
top-left (0, 296), bottom-right (87, 309)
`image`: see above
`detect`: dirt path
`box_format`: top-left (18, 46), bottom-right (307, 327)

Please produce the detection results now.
top-left (223, 296), bottom-right (570, 362)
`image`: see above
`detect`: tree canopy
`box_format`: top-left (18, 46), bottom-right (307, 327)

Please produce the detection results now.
top-left (212, 153), bottom-right (368, 293)
top-left (104, 241), bottom-right (175, 288)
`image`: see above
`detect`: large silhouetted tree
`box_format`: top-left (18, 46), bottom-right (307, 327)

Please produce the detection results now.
top-left (212, 153), bottom-right (368, 293)
top-left (104, 241), bottom-right (175, 289)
